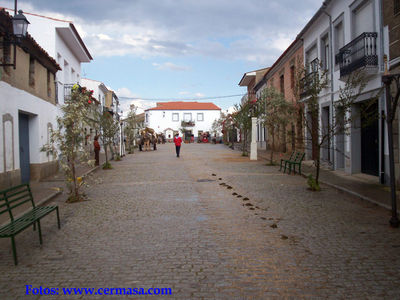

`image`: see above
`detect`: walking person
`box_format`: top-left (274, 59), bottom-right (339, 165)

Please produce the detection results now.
top-left (174, 133), bottom-right (182, 157)
top-left (94, 135), bottom-right (100, 166)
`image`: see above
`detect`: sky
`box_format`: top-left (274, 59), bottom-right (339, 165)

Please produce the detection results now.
top-left (1, 0), bottom-right (322, 115)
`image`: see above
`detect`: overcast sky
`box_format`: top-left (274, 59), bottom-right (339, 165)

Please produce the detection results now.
top-left (1, 0), bottom-right (322, 114)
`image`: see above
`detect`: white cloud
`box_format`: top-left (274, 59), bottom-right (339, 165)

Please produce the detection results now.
top-left (152, 62), bottom-right (191, 72)
top-left (194, 93), bottom-right (205, 97)
top-left (179, 91), bottom-right (190, 95)
top-left (14, 0), bottom-right (322, 65)
top-left (116, 87), bottom-right (136, 98)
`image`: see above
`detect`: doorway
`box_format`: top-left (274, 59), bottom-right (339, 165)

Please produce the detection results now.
top-left (18, 113), bottom-right (30, 183)
top-left (361, 100), bottom-right (379, 176)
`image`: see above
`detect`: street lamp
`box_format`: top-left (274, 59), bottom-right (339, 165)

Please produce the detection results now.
top-left (12, 10), bottom-right (29, 38)
top-left (0, 5), bottom-right (30, 69)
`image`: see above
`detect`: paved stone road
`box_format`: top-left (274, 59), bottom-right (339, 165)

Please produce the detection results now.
top-left (1, 143), bottom-right (400, 299)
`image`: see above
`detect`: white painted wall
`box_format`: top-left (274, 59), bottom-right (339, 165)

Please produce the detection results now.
top-left (301, 0), bottom-right (384, 175)
top-left (145, 110), bottom-right (221, 137)
top-left (81, 78), bottom-right (106, 107)
top-left (27, 15), bottom-right (87, 104)
top-left (0, 81), bottom-right (58, 173)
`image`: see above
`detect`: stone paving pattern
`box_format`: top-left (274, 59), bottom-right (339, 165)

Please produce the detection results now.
top-left (0, 143), bottom-right (399, 299)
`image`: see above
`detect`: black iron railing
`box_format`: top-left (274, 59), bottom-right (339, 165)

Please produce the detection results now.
top-left (300, 58), bottom-right (319, 98)
top-left (181, 120), bottom-right (195, 127)
top-left (336, 32), bottom-right (378, 77)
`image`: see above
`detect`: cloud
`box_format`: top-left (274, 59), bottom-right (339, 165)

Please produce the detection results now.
top-left (194, 93), bottom-right (205, 97)
top-left (14, 0), bottom-right (322, 65)
top-left (152, 62), bottom-right (191, 72)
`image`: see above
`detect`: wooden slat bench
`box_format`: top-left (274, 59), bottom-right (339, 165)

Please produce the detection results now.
top-left (0, 183), bottom-right (60, 265)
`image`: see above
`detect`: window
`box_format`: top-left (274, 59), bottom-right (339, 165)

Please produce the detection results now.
top-left (321, 34), bottom-right (329, 70)
top-left (280, 75), bottom-right (285, 96)
top-left (334, 21), bottom-right (344, 63)
top-left (172, 113), bottom-right (179, 121)
top-left (183, 113), bottom-right (192, 121)
top-left (47, 70), bottom-right (51, 97)
top-left (2, 38), bottom-right (11, 74)
top-left (29, 56), bottom-right (35, 87)
top-left (395, 0), bottom-right (400, 15)
top-left (290, 65), bottom-right (295, 89)
top-left (197, 113), bottom-right (204, 121)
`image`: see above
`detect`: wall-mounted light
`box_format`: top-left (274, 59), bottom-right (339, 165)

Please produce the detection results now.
top-left (1, 3), bottom-right (30, 69)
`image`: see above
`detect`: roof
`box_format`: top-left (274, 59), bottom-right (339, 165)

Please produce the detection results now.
top-left (254, 38), bottom-right (302, 91)
top-left (2, 7), bottom-right (93, 62)
top-left (238, 67), bottom-right (270, 86)
top-left (146, 102), bottom-right (221, 111)
top-left (296, 0), bottom-right (332, 40)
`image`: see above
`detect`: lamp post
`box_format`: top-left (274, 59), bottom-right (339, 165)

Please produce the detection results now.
top-left (0, 2), bottom-right (29, 69)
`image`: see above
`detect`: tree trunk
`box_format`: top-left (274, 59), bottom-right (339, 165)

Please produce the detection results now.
top-left (270, 127), bottom-right (275, 165)
top-left (315, 145), bottom-right (321, 185)
top-left (104, 144), bottom-right (109, 164)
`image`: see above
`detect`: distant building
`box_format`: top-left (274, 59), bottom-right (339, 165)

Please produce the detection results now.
top-left (145, 102), bottom-right (221, 141)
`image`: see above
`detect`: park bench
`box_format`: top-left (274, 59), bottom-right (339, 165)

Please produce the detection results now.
top-left (279, 151), bottom-right (295, 173)
top-left (287, 152), bottom-right (306, 175)
top-left (0, 183), bottom-right (60, 265)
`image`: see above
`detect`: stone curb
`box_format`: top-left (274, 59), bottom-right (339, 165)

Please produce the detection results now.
top-left (255, 150), bottom-right (392, 211)
top-left (300, 171), bottom-right (391, 211)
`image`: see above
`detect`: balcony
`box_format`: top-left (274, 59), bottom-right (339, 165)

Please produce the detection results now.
top-left (336, 32), bottom-right (378, 78)
top-left (299, 58), bottom-right (319, 98)
top-left (181, 120), bottom-right (195, 127)
top-left (63, 84), bottom-right (74, 102)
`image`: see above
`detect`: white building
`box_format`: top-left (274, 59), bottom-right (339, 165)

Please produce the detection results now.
top-left (23, 11), bottom-right (92, 104)
top-left (81, 78), bottom-right (107, 107)
top-left (0, 9), bottom-right (61, 188)
top-left (145, 102), bottom-right (221, 141)
top-left (298, 0), bottom-right (386, 181)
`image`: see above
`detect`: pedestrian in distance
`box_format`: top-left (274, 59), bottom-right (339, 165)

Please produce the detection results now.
top-left (174, 133), bottom-right (182, 157)
top-left (94, 135), bottom-right (100, 166)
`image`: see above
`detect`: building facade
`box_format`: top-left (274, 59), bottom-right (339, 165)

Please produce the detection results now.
top-left (0, 9), bottom-right (61, 188)
top-left (145, 102), bottom-right (221, 141)
top-left (22, 10), bottom-right (92, 105)
top-left (298, 0), bottom-right (387, 182)
top-left (238, 68), bottom-right (270, 149)
top-left (254, 39), bottom-right (304, 153)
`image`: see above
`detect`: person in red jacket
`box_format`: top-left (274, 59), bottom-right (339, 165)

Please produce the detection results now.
top-left (93, 135), bottom-right (100, 166)
top-left (173, 133), bottom-right (182, 157)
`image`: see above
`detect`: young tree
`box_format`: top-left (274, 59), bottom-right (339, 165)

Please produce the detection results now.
top-left (297, 61), bottom-right (372, 188)
top-left (232, 102), bottom-right (252, 156)
top-left (211, 112), bottom-right (227, 137)
top-left (258, 87), bottom-right (296, 165)
top-left (99, 111), bottom-right (119, 169)
top-left (41, 85), bottom-right (93, 202)
top-left (124, 104), bottom-right (137, 154)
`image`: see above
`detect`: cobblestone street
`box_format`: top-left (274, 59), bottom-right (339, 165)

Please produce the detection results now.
top-left (1, 143), bottom-right (400, 299)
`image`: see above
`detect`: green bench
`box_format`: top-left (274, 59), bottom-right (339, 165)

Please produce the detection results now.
top-left (280, 151), bottom-right (305, 175)
top-left (279, 151), bottom-right (295, 173)
top-left (0, 184), bottom-right (60, 265)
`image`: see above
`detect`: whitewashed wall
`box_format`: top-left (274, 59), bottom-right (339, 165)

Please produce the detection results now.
top-left (0, 81), bottom-right (58, 173)
top-left (145, 110), bottom-right (221, 137)
top-left (27, 15), bottom-right (84, 104)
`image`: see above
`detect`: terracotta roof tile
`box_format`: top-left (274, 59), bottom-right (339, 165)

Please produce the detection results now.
top-left (147, 102), bottom-right (221, 111)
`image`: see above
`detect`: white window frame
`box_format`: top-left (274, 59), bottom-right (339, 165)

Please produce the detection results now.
top-left (197, 113), bottom-right (204, 121)
top-left (172, 113), bottom-right (179, 122)
top-left (183, 113), bottom-right (192, 121)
